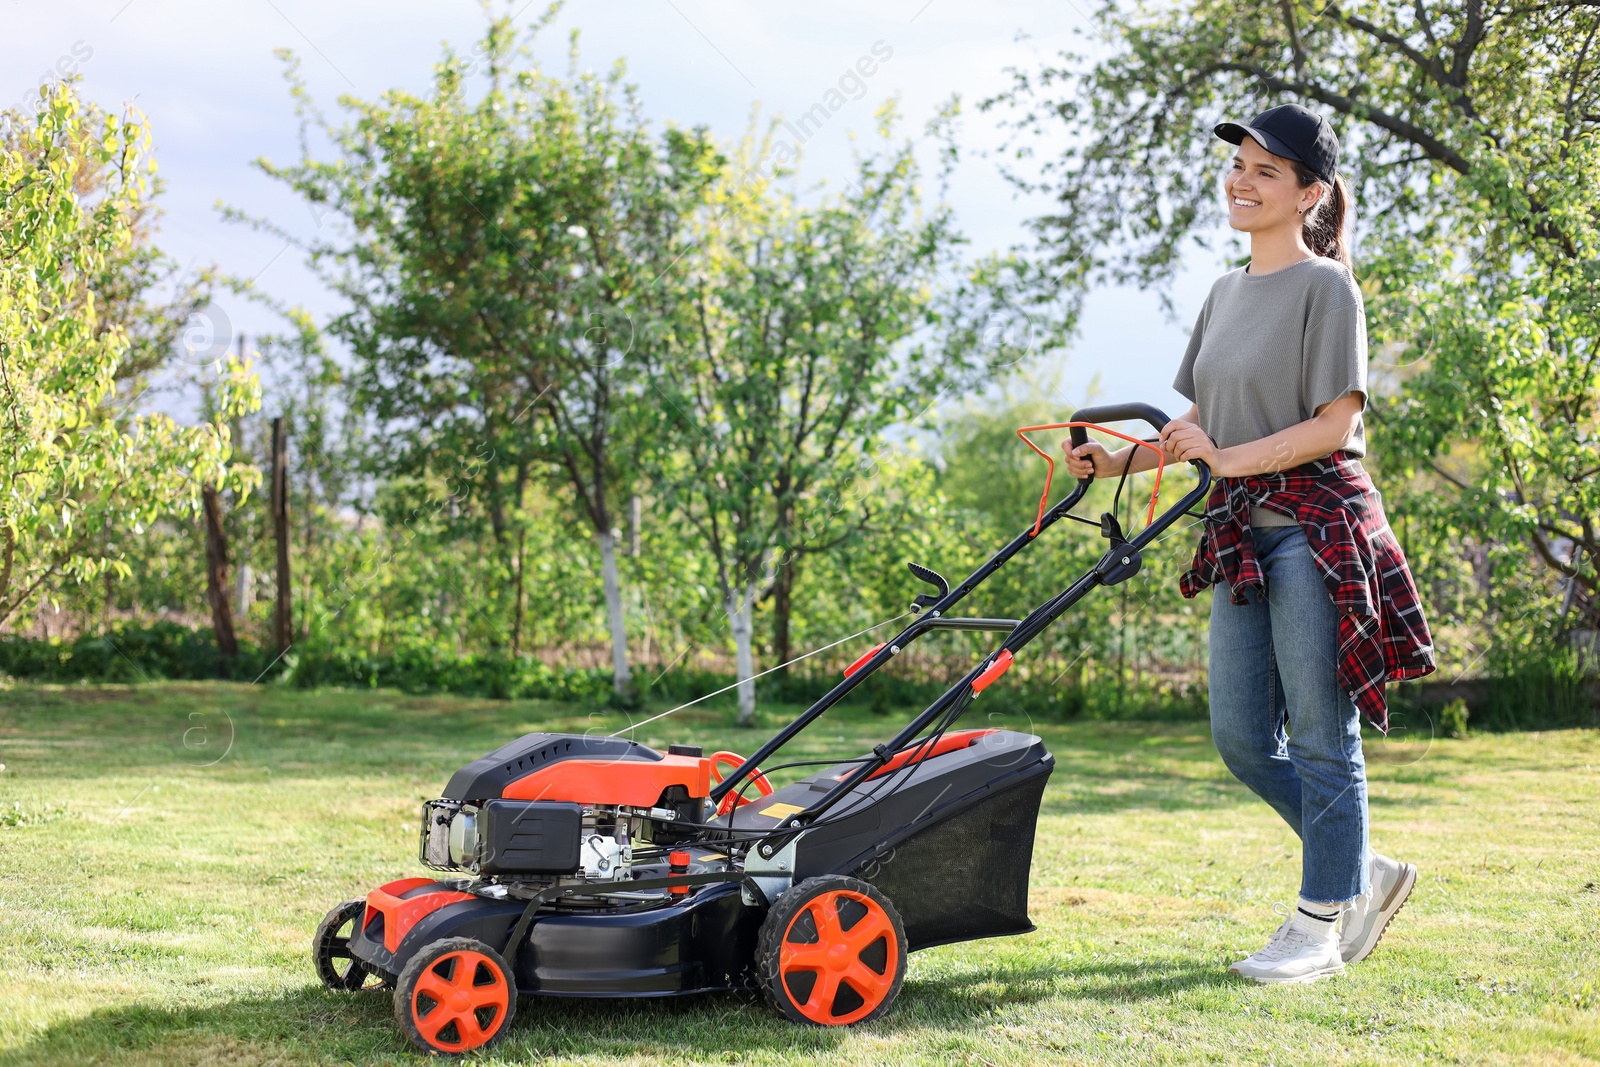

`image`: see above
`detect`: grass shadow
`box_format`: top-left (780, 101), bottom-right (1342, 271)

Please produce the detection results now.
top-left (902, 954), bottom-right (1233, 1019)
top-left (0, 950), bottom-right (1234, 1066)
top-left (0, 985), bottom-right (837, 1067)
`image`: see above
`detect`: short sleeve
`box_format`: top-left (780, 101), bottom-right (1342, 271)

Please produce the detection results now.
top-left (1172, 297), bottom-right (1209, 402)
top-left (1303, 270), bottom-right (1368, 414)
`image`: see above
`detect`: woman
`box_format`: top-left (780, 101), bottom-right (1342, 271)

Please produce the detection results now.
top-left (1065, 104), bottom-right (1436, 983)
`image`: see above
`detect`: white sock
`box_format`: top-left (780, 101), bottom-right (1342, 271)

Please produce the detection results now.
top-left (1292, 897), bottom-right (1342, 940)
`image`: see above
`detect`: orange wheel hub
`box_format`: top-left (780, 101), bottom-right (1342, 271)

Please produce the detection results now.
top-left (407, 949), bottom-right (509, 1053)
top-left (777, 889), bottom-right (898, 1024)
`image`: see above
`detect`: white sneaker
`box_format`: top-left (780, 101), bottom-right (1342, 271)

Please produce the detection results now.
top-left (1230, 912), bottom-right (1345, 984)
top-left (1340, 853), bottom-right (1417, 963)
top-left (1262, 900), bottom-right (1294, 944)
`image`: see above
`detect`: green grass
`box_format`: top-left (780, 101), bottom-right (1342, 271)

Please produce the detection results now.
top-left (0, 682), bottom-right (1596, 1066)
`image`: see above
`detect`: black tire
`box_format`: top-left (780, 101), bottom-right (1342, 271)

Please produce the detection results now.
top-left (755, 874), bottom-right (907, 1027)
top-left (394, 937), bottom-right (517, 1055)
top-left (313, 899), bottom-right (388, 991)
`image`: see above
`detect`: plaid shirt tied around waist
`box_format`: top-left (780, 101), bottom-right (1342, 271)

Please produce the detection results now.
top-left (1178, 451), bottom-right (1435, 733)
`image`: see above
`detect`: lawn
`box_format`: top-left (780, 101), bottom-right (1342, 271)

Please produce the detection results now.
top-left (0, 682), bottom-right (1595, 1066)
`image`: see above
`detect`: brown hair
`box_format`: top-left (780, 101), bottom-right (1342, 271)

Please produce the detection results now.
top-left (1295, 166), bottom-right (1351, 268)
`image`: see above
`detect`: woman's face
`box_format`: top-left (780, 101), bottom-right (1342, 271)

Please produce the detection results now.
top-left (1223, 136), bottom-right (1321, 233)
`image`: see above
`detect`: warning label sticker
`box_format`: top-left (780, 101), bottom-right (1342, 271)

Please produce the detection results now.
top-left (755, 802), bottom-right (805, 821)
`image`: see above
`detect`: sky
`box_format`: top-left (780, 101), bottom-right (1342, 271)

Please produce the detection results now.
top-left (5, 0), bottom-right (1228, 427)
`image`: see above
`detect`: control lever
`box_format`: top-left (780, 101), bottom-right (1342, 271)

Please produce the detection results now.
top-left (907, 561), bottom-right (950, 612)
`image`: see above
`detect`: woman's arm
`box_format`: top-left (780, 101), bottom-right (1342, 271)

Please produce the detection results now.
top-left (1162, 393), bottom-right (1364, 477)
top-left (1064, 404), bottom-right (1198, 478)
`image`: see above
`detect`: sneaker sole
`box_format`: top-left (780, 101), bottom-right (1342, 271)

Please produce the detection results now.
top-left (1343, 861), bottom-right (1417, 964)
top-left (1229, 962), bottom-right (1346, 984)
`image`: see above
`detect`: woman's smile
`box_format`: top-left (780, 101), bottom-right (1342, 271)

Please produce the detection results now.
top-left (1223, 135), bottom-right (1315, 232)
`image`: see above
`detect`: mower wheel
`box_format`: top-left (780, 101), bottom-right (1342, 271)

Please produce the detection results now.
top-left (755, 874), bottom-right (907, 1027)
top-left (313, 899), bottom-right (388, 991)
top-left (394, 937), bottom-right (517, 1055)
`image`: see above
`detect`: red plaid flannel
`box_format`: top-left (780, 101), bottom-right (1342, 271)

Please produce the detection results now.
top-left (1178, 451), bottom-right (1435, 733)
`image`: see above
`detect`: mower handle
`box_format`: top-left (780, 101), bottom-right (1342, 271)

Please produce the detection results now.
top-left (1017, 402), bottom-right (1174, 536)
top-left (709, 403), bottom-right (1214, 814)
top-left (1066, 402), bottom-right (1173, 471)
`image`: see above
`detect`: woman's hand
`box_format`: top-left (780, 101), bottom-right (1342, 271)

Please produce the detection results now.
top-left (1160, 420), bottom-right (1225, 473)
top-left (1064, 440), bottom-right (1116, 480)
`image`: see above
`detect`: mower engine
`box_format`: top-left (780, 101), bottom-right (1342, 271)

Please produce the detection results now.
top-left (412, 732), bottom-right (713, 899)
top-left (419, 797), bottom-right (655, 882)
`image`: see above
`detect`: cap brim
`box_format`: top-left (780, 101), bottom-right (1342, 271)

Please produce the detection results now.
top-left (1214, 121), bottom-right (1302, 167)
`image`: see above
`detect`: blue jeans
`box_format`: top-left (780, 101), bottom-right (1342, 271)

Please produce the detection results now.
top-left (1208, 525), bottom-right (1370, 904)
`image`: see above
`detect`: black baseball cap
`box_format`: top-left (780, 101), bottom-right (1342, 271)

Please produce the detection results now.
top-left (1215, 104), bottom-right (1339, 184)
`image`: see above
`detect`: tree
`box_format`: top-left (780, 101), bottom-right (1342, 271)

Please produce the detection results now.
top-left (0, 84), bottom-right (259, 629)
top-left (247, 17), bottom-right (721, 694)
top-left (649, 119), bottom-right (980, 724)
top-left (983, 0), bottom-right (1599, 652)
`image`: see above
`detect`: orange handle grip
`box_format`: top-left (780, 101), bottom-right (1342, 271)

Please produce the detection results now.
top-left (971, 649), bottom-right (1014, 693)
top-left (843, 643), bottom-right (885, 678)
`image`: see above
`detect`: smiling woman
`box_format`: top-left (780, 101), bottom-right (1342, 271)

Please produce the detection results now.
top-left (1065, 103), bottom-right (1436, 986)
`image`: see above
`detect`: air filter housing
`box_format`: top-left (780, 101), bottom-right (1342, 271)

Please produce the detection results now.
top-left (419, 798), bottom-right (582, 874)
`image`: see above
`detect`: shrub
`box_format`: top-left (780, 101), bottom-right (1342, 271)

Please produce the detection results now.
top-left (1439, 698), bottom-right (1470, 739)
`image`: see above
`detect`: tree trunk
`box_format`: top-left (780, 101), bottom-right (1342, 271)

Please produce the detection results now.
top-left (101, 550), bottom-right (114, 627)
top-left (770, 554), bottom-right (797, 680)
top-left (270, 416), bottom-right (293, 655)
top-left (486, 463), bottom-right (508, 544)
top-left (512, 525), bottom-right (527, 657)
top-left (201, 484), bottom-right (238, 659)
top-left (727, 585), bottom-right (757, 726)
top-left (0, 524), bottom-right (15, 624)
top-left (234, 563), bottom-right (253, 619)
top-left (301, 471), bottom-right (315, 641)
top-left (483, 462), bottom-right (512, 653)
top-left (597, 529), bottom-right (632, 695)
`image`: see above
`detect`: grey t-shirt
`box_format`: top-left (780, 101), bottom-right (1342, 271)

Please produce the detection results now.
top-left (1173, 255), bottom-right (1369, 463)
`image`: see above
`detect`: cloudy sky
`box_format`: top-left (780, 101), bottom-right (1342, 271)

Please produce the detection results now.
top-left (7, 0), bottom-right (1225, 424)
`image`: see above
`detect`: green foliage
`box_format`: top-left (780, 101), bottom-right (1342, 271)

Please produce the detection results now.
top-left (0, 83), bottom-right (260, 628)
top-left (645, 118), bottom-right (986, 721)
top-left (1440, 697), bottom-right (1470, 738)
top-left (238, 18), bottom-right (727, 690)
top-left (1473, 650), bottom-right (1595, 731)
top-left (0, 621), bottom-right (617, 701)
top-left (0, 621), bottom-right (266, 682)
top-left (983, 0), bottom-right (1600, 667)
top-left (0, 619), bottom-right (1205, 722)
top-left (277, 640), bottom-right (615, 702)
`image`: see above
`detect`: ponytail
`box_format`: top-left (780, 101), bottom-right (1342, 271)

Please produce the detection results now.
top-left (1296, 167), bottom-right (1351, 269)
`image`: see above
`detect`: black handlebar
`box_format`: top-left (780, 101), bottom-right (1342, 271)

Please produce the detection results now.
top-left (1068, 403), bottom-right (1175, 487)
top-left (1066, 402), bottom-right (1172, 451)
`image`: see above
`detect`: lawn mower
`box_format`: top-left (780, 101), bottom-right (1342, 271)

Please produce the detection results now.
top-left (311, 403), bottom-right (1211, 1054)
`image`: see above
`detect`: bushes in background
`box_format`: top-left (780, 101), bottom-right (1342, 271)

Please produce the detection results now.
top-left (6, 623), bottom-right (1589, 729)
top-left (0, 623), bottom-right (1201, 722)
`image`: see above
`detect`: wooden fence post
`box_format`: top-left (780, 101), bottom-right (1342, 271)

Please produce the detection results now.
top-left (271, 416), bottom-right (293, 654)
top-left (201, 484), bottom-right (238, 659)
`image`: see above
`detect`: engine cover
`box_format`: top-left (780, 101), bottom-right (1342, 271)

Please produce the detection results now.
top-left (442, 732), bottom-right (711, 808)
